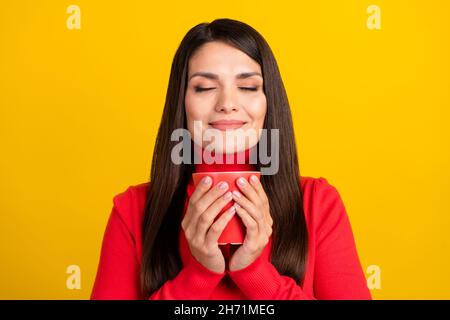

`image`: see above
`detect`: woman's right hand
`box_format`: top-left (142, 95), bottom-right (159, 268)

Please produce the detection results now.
top-left (181, 176), bottom-right (236, 274)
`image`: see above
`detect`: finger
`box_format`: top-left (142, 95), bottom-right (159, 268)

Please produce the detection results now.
top-left (232, 193), bottom-right (271, 238)
top-left (248, 174), bottom-right (269, 205)
top-left (235, 203), bottom-right (270, 251)
top-left (233, 203), bottom-right (259, 242)
top-left (236, 177), bottom-right (260, 205)
top-left (246, 175), bottom-right (273, 229)
top-left (183, 176), bottom-right (213, 230)
top-left (204, 205), bottom-right (236, 246)
top-left (194, 181), bottom-right (229, 214)
top-left (189, 175), bottom-right (213, 204)
top-left (261, 215), bottom-right (272, 238)
top-left (195, 191), bottom-right (233, 241)
top-left (232, 190), bottom-right (265, 226)
top-left (186, 180), bottom-right (229, 229)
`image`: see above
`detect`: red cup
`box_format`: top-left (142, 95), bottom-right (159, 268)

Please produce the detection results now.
top-left (192, 171), bottom-right (261, 245)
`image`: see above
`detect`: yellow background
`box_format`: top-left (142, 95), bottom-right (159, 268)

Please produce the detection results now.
top-left (1, 0), bottom-right (449, 299)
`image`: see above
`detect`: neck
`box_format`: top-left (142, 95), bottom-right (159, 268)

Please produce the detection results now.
top-left (193, 143), bottom-right (257, 173)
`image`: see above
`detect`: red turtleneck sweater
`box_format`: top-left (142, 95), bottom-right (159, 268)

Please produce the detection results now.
top-left (91, 147), bottom-right (371, 300)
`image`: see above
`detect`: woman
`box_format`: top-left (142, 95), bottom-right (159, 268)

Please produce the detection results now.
top-left (91, 18), bottom-right (371, 300)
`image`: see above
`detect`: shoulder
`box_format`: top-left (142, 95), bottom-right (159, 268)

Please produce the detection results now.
top-left (299, 176), bottom-right (347, 229)
top-left (111, 182), bottom-right (150, 231)
top-left (299, 175), bottom-right (342, 201)
top-left (300, 175), bottom-right (336, 190)
top-left (113, 182), bottom-right (149, 207)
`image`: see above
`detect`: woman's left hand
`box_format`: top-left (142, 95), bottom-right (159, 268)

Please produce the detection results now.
top-left (229, 174), bottom-right (273, 272)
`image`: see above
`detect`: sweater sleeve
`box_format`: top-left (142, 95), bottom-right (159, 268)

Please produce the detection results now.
top-left (228, 250), bottom-right (316, 300)
top-left (91, 199), bottom-right (226, 300)
top-left (148, 255), bottom-right (226, 300)
top-left (90, 206), bottom-right (142, 299)
top-left (311, 177), bottom-right (371, 300)
top-left (228, 177), bottom-right (371, 300)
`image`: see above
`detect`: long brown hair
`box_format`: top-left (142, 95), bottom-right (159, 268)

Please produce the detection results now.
top-left (141, 18), bottom-right (308, 298)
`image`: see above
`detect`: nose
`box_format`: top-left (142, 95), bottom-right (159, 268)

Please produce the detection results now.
top-left (215, 87), bottom-right (239, 113)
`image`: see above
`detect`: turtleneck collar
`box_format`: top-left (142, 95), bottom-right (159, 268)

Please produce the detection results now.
top-left (193, 143), bottom-right (257, 173)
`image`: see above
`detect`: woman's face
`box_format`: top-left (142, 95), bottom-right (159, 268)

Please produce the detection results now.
top-left (185, 41), bottom-right (267, 154)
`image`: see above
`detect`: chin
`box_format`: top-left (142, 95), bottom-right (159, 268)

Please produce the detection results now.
top-left (200, 130), bottom-right (260, 154)
top-left (222, 138), bottom-right (259, 154)
top-left (222, 144), bottom-right (246, 154)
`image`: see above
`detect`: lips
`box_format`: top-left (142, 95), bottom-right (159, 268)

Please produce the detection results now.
top-left (209, 120), bottom-right (247, 131)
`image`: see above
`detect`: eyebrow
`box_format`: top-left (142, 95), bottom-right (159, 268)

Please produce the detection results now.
top-left (188, 71), bottom-right (263, 81)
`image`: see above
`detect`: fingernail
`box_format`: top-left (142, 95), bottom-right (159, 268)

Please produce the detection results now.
top-left (250, 175), bottom-right (258, 184)
top-left (229, 206), bottom-right (236, 214)
top-left (237, 177), bottom-right (246, 186)
top-left (203, 176), bottom-right (212, 184)
top-left (224, 192), bottom-right (232, 200)
top-left (232, 190), bottom-right (241, 198)
top-left (234, 203), bottom-right (241, 209)
top-left (218, 181), bottom-right (228, 190)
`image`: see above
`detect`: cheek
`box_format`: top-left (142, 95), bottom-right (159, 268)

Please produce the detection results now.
top-left (185, 92), bottom-right (214, 134)
top-left (244, 94), bottom-right (267, 127)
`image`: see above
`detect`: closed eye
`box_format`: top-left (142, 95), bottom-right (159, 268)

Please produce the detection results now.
top-left (194, 86), bottom-right (215, 92)
top-left (194, 86), bottom-right (259, 92)
top-left (239, 87), bottom-right (258, 91)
